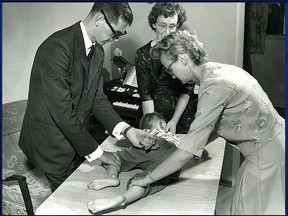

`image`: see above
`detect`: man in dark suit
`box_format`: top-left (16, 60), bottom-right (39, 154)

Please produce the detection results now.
top-left (19, 3), bottom-right (157, 191)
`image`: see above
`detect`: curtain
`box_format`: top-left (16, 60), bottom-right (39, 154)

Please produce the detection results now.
top-left (244, 3), bottom-right (269, 54)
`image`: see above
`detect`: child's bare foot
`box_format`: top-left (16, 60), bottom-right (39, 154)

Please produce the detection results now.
top-left (87, 178), bottom-right (120, 190)
top-left (87, 195), bottom-right (125, 213)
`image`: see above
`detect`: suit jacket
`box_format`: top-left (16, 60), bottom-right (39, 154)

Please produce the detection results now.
top-left (19, 21), bottom-right (123, 175)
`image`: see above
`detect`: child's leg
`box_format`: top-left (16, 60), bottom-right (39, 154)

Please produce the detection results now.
top-left (87, 164), bottom-right (120, 191)
top-left (87, 185), bottom-right (145, 213)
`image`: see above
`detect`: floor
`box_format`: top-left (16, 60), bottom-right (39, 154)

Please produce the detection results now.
top-left (215, 185), bottom-right (236, 215)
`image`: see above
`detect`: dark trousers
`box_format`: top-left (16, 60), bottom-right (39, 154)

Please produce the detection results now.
top-left (45, 155), bottom-right (84, 191)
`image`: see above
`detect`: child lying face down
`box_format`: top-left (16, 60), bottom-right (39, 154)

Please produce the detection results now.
top-left (87, 112), bottom-right (182, 213)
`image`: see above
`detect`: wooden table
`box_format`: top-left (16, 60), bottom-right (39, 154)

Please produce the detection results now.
top-left (36, 135), bottom-right (226, 215)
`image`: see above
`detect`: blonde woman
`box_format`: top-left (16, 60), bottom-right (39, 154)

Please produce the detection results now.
top-left (131, 30), bottom-right (285, 215)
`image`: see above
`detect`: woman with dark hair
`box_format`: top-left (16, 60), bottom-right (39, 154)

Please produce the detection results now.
top-left (131, 30), bottom-right (285, 215)
top-left (135, 3), bottom-right (197, 134)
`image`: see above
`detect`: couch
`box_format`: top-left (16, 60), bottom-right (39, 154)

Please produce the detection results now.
top-left (2, 100), bottom-right (52, 215)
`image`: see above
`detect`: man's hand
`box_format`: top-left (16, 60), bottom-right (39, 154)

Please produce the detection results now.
top-left (97, 151), bottom-right (121, 170)
top-left (126, 127), bottom-right (159, 150)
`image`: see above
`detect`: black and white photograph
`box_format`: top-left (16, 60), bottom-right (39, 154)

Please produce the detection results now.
top-left (2, 2), bottom-right (285, 215)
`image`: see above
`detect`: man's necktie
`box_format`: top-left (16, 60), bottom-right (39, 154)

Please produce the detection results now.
top-left (87, 45), bottom-right (94, 61)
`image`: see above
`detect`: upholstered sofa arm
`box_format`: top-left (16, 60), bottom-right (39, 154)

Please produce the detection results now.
top-left (2, 100), bottom-right (52, 215)
top-left (2, 169), bottom-right (17, 180)
top-left (4, 173), bottom-right (27, 182)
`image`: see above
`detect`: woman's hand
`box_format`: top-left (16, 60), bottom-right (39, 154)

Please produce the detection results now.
top-left (129, 175), bottom-right (153, 188)
top-left (166, 120), bottom-right (177, 133)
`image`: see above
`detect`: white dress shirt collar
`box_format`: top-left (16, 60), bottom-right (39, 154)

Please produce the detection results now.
top-left (80, 21), bottom-right (94, 56)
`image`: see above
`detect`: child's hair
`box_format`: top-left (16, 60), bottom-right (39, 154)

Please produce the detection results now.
top-left (139, 112), bottom-right (166, 130)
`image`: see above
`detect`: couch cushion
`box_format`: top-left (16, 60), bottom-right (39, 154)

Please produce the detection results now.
top-left (2, 168), bottom-right (52, 215)
top-left (2, 99), bottom-right (33, 175)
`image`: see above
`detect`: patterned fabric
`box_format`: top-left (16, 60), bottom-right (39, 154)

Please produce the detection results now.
top-left (2, 100), bottom-right (52, 215)
top-left (144, 128), bottom-right (181, 147)
top-left (179, 62), bottom-right (285, 157)
top-left (231, 129), bottom-right (285, 214)
top-left (2, 168), bottom-right (52, 215)
top-left (2, 100), bottom-right (34, 175)
top-left (2, 131), bottom-right (34, 176)
top-left (135, 41), bottom-right (197, 133)
top-left (2, 100), bottom-right (28, 135)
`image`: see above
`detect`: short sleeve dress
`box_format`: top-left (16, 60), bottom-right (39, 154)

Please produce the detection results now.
top-left (135, 41), bottom-right (197, 133)
top-left (179, 62), bottom-right (285, 214)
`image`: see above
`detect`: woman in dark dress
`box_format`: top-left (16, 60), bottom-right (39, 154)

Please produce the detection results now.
top-left (135, 3), bottom-right (197, 134)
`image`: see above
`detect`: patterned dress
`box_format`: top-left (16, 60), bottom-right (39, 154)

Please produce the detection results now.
top-left (179, 62), bottom-right (285, 214)
top-left (135, 41), bottom-right (197, 133)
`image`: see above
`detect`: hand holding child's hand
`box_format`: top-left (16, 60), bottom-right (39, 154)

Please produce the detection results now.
top-left (126, 127), bottom-right (159, 150)
top-left (166, 120), bottom-right (177, 134)
top-left (128, 175), bottom-right (153, 188)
